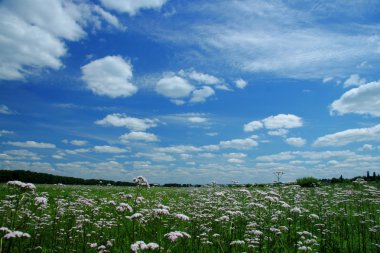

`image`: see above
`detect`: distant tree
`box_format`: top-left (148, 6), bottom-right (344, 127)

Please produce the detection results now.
top-left (296, 177), bottom-right (320, 187)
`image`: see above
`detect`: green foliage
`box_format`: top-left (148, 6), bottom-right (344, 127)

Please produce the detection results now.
top-left (296, 176), bottom-right (320, 187)
top-left (0, 182), bottom-right (379, 252)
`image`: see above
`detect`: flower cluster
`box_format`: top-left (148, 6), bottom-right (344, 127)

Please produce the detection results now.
top-left (165, 231), bottom-right (191, 242)
top-left (133, 176), bottom-right (150, 188)
top-left (130, 241), bottom-right (159, 252)
top-left (7, 180), bottom-right (36, 191)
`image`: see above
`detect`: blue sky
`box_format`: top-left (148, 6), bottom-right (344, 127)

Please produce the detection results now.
top-left (1, 0), bottom-right (380, 184)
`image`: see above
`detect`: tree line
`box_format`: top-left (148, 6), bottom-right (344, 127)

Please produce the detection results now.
top-left (0, 170), bottom-right (135, 186)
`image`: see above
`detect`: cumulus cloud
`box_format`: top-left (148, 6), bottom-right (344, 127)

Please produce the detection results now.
top-left (256, 150), bottom-right (356, 162)
top-left (244, 114), bottom-right (302, 133)
top-left (155, 75), bottom-right (195, 99)
top-left (4, 141), bottom-right (56, 148)
top-left (120, 131), bottom-right (159, 142)
top-left (223, 153), bottom-right (247, 159)
top-left (313, 124), bottom-right (380, 147)
top-left (262, 114), bottom-right (303, 129)
top-left (0, 0), bottom-right (123, 81)
top-left (96, 113), bottom-right (158, 131)
top-left (0, 105), bottom-right (13, 115)
top-left (0, 130), bottom-right (14, 137)
top-left (244, 121), bottom-right (263, 132)
top-left (62, 139), bottom-right (88, 146)
top-left (330, 81), bottom-right (380, 117)
top-left (219, 138), bottom-right (258, 150)
top-left (100, 0), bottom-right (167, 15)
top-left (188, 117), bottom-right (208, 123)
top-left (285, 137), bottom-right (306, 147)
top-left (190, 86), bottom-right (215, 103)
top-left (186, 70), bottom-right (220, 85)
top-left (267, 129), bottom-right (289, 137)
top-left (227, 158), bottom-right (245, 164)
top-left (94, 145), bottom-right (128, 153)
top-left (135, 152), bottom-right (175, 162)
top-left (235, 79), bottom-right (247, 89)
top-left (3, 149), bottom-right (41, 160)
top-left (70, 140), bottom-right (88, 146)
top-left (343, 74), bottom-right (366, 88)
top-left (358, 144), bottom-right (375, 151)
top-left (81, 56), bottom-right (137, 98)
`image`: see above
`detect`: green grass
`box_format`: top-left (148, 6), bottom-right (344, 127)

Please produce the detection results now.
top-left (0, 182), bottom-right (379, 252)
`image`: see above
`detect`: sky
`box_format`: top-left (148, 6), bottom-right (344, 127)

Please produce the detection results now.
top-left (1, 0), bottom-right (380, 184)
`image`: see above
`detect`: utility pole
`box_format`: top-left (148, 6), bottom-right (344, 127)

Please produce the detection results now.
top-left (274, 171), bottom-right (284, 184)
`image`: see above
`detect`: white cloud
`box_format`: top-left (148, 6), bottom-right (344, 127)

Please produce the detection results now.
top-left (0, 130), bottom-right (14, 136)
top-left (3, 149), bottom-right (41, 160)
top-left (0, 0), bottom-right (120, 80)
top-left (171, 99), bottom-right (185, 105)
top-left (151, 1), bottom-right (380, 79)
top-left (235, 78), bottom-right (247, 89)
top-left (285, 137), bottom-right (306, 147)
top-left (100, 0), bottom-right (167, 15)
top-left (63, 139), bottom-right (88, 146)
top-left (155, 75), bottom-right (195, 99)
top-left (92, 5), bottom-right (126, 30)
top-left (188, 117), bottom-right (208, 123)
top-left (223, 153), bottom-right (247, 159)
top-left (120, 131), bottom-right (159, 142)
top-left (186, 70), bottom-right (220, 85)
top-left (358, 144), bottom-right (375, 151)
top-left (343, 74), bottom-right (366, 88)
top-left (0, 4), bottom-right (66, 80)
top-left (96, 113), bottom-right (158, 131)
top-left (135, 152), bottom-right (175, 162)
top-left (219, 138), bottom-right (258, 150)
top-left (323, 77), bottom-right (334, 83)
top-left (267, 129), bottom-right (289, 137)
top-left (330, 81), bottom-right (380, 117)
top-left (64, 148), bottom-right (90, 155)
top-left (262, 114), bottom-right (303, 129)
top-left (0, 105), bottom-right (13, 115)
top-left (4, 141), bottom-right (56, 148)
top-left (256, 150), bottom-right (356, 162)
top-left (190, 86), bottom-right (215, 103)
top-left (94, 145), bottom-right (128, 153)
top-left (180, 154), bottom-right (192, 160)
top-left (227, 158), bottom-right (245, 164)
top-left (70, 140), bottom-right (88, 146)
top-left (81, 56), bottom-right (137, 98)
top-left (198, 152), bottom-right (216, 158)
top-left (155, 145), bottom-right (201, 153)
top-left (244, 114), bottom-right (302, 133)
top-left (313, 124), bottom-right (380, 147)
top-left (244, 121), bottom-right (263, 132)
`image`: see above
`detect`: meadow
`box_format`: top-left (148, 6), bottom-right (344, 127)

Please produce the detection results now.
top-left (0, 179), bottom-right (379, 252)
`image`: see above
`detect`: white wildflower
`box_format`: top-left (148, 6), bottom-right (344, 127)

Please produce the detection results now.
top-left (116, 203), bottom-right (133, 213)
top-left (4, 231), bottom-right (31, 239)
top-left (35, 197), bottom-right (48, 205)
top-left (230, 240), bottom-right (245, 245)
top-left (174, 213), bottom-right (190, 221)
top-left (165, 231), bottom-right (191, 242)
top-left (133, 176), bottom-right (150, 188)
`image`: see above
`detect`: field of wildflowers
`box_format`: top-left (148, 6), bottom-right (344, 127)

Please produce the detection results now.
top-left (0, 179), bottom-right (379, 252)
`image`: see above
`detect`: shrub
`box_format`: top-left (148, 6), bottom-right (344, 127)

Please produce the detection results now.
top-left (296, 177), bottom-right (320, 187)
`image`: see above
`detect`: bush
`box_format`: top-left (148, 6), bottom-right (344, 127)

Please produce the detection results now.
top-left (296, 177), bottom-right (320, 187)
